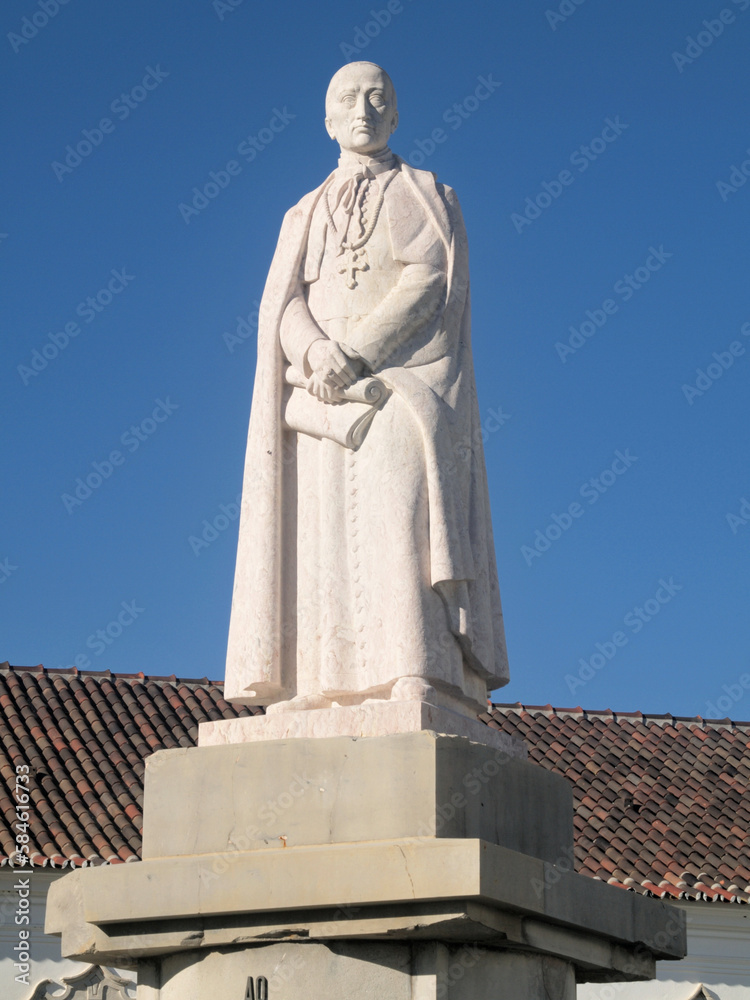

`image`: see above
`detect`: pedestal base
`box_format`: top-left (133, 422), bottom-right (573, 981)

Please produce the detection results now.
top-left (46, 732), bottom-right (686, 998)
top-left (138, 942), bottom-right (576, 1000)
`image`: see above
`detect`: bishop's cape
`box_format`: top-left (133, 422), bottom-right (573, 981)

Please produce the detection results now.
top-left (224, 156), bottom-right (509, 709)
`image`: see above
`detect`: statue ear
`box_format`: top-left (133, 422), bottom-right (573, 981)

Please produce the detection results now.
top-left (390, 110), bottom-right (399, 135)
top-left (325, 117), bottom-right (337, 140)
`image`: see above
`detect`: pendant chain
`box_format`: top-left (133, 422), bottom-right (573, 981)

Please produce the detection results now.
top-left (324, 179), bottom-right (385, 253)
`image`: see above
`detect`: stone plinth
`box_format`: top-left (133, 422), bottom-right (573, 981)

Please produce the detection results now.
top-left (143, 732), bottom-right (555, 862)
top-left (46, 733), bottom-right (686, 997)
top-left (199, 700), bottom-right (526, 758)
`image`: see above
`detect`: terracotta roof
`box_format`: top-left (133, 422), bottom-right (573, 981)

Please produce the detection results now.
top-left (0, 663), bottom-right (254, 868)
top-left (483, 703), bottom-right (750, 904)
top-left (1, 665), bottom-right (748, 904)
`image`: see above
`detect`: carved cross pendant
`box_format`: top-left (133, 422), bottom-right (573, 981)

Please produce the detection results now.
top-left (338, 247), bottom-right (369, 289)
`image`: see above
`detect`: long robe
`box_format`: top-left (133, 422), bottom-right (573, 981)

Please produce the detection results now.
top-left (224, 157), bottom-right (509, 710)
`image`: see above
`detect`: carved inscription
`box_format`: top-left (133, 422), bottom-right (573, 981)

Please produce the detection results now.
top-left (244, 976), bottom-right (268, 1000)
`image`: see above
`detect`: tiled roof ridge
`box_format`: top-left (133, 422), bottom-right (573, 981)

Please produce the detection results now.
top-left (0, 662), bottom-right (225, 688)
top-left (0, 856), bottom-right (129, 870)
top-left (491, 701), bottom-right (750, 731)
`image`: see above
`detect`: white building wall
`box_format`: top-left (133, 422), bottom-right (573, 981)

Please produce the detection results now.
top-left (0, 869), bottom-right (135, 1000)
top-left (579, 901), bottom-right (750, 1000)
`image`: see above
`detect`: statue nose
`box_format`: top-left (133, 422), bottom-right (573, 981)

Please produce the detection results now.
top-left (353, 95), bottom-right (373, 120)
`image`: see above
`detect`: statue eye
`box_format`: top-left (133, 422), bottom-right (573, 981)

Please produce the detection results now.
top-left (341, 95), bottom-right (356, 107)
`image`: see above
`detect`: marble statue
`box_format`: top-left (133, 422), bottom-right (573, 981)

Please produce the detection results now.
top-left (47, 64), bottom-right (687, 992)
top-left (224, 62), bottom-right (509, 718)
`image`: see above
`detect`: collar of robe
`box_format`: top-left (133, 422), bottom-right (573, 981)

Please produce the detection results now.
top-left (329, 146), bottom-right (395, 218)
top-left (336, 146), bottom-right (396, 177)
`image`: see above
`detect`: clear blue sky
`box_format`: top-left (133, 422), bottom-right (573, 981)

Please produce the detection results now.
top-left (3, 0), bottom-right (749, 720)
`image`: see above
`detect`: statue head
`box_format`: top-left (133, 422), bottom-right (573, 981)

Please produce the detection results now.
top-left (324, 62), bottom-right (398, 156)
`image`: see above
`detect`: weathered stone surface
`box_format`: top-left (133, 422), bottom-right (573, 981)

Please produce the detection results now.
top-left (155, 941), bottom-right (577, 1000)
top-left (199, 701), bottom-right (527, 756)
top-left (45, 735), bottom-right (686, 984)
top-left (46, 837), bottom-right (685, 967)
top-left (143, 733), bottom-right (562, 863)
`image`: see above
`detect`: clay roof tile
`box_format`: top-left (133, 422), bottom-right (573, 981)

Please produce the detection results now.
top-left (485, 701), bottom-right (750, 904)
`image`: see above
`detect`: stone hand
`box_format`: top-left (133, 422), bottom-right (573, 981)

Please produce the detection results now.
top-left (307, 339), bottom-right (360, 390)
top-left (306, 372), bottom-right (343, 403)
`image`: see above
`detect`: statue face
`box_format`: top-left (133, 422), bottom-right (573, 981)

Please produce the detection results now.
top-left (325, 63), bottom-right (398, 156)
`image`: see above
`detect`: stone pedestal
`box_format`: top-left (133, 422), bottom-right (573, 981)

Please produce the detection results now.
top-left (140, 942), bottom-right (576, 999)
top-left (45, 730), bottom-right (686, 998)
